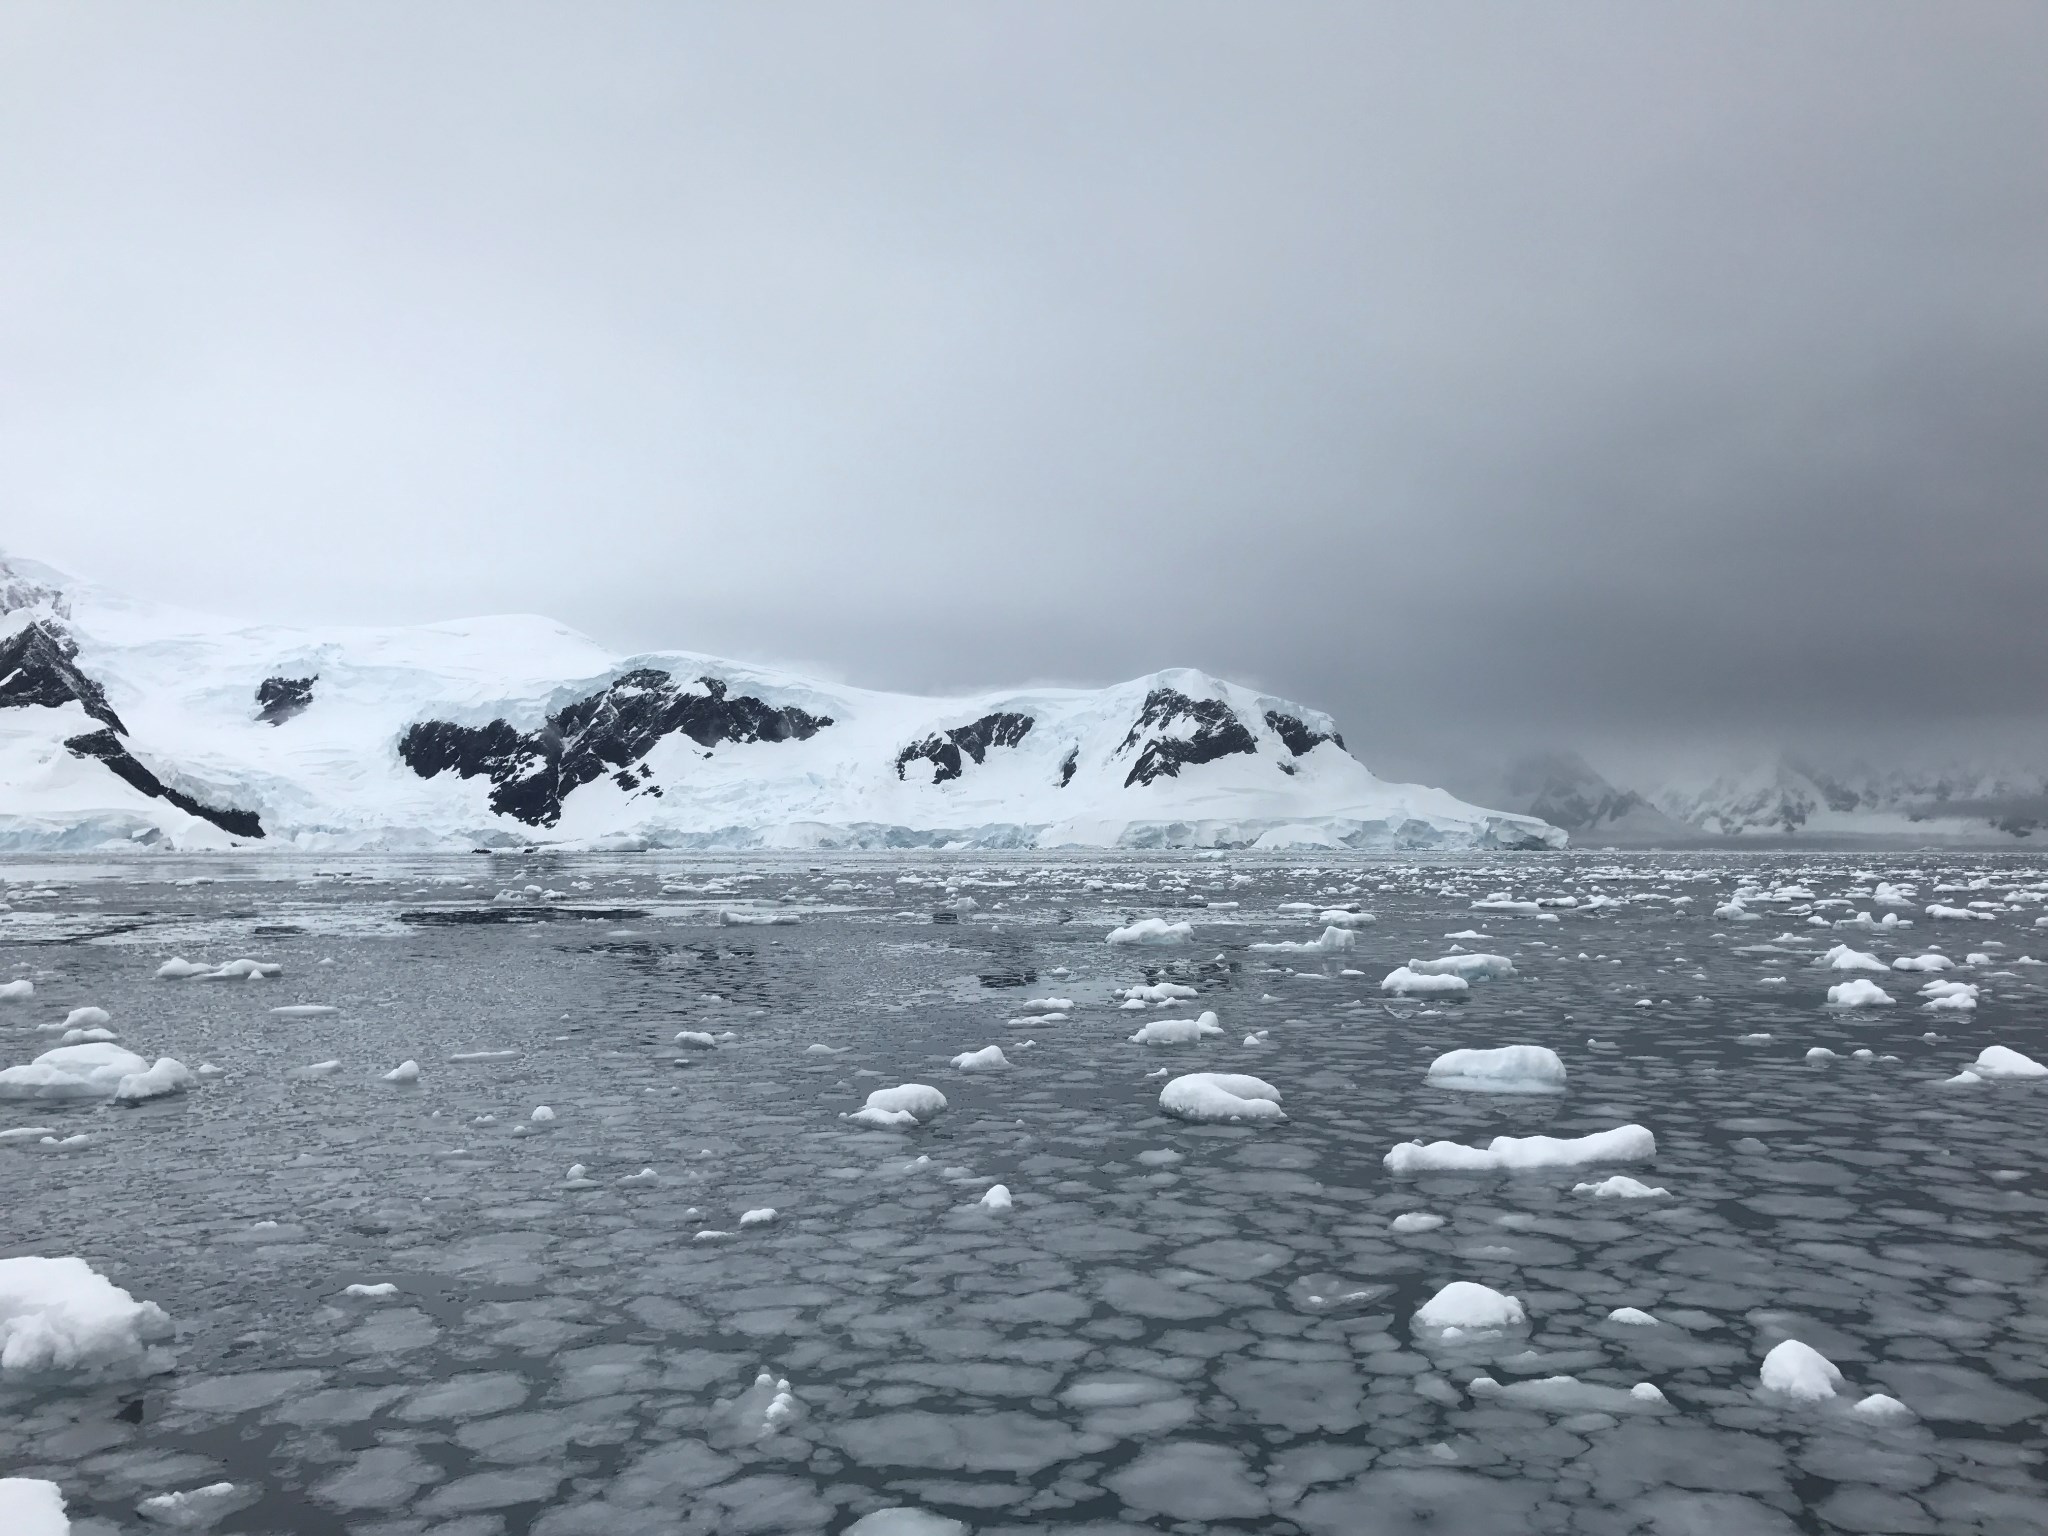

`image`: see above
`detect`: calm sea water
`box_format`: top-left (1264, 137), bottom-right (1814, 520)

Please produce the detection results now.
top-left (3, 851), bottom-right (2045, 1535)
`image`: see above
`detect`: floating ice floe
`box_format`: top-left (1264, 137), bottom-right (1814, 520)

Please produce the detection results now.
top-left (1573, 1174), bottom-right (1668, 1198)
top-left (1381, 967), bottom-right (1470, 997)
top-left (1384, 1123), bottom-right (1655, 1173)
top-left (979, 1184), bottom-right (1013, 1211)
top-left (137, 1481), bottom-right (243, 1528)
top-left (59, 1007), bottom-right (109, 1031)
top-left (1424, 1045), bottom-right (1565, 1094)
top-left (720, 909), bottom-right (798, 926)
top-left (844, 1084), bottom-right (948, 1129)
top-left (0, 1255), bottom-right (173, 1376)
top-left (0, 1479), bottom-right (67, 1536)
top-left (1390, 1213), bottom-right (1444, 1233)
top-left (1128, 1012), bottom-right (1222, 1046)
top-left (739, 1207), bottom-right (776, 1226)
top-left (1971, 1045), bottom-right (2046, 1079)
top-left (1921, 980), bottom-right (1979, 1011)
top-left (0, 1044), bottom-right (193, 1104)
top-left (1820, 945), bottom-right (1887, 972)
top-left (950, 1046), bottom-right (1009, 1071)
top-left (449, 1049), bottom-right (519, 1062)
top-left (1853, 1393), bottom-right (1915, 1423)
top-left (0, 980), bottom-right (34, 1001)
top-left (1117, 982), bottom-right (1199, 1005)
top-left (1758, 1338), bottom-right (1843, 1401)
top-left (382, 1060), bottom-right (420, 1084)
top-left (293, 1060), bottom-right (342, 1079)
top-left (1107, 918), bottom-right (1192, 946)
top-left (845, 1509), bottom-right (966, 1536)
top-left (197, 959), bottom-right (282, 981)
top-left (1468, 1375), bottom-right (1668, 1413)
top-left (1892, 953), bottom-right (1952, 972)
top-left (529, 1106), bottom-right (556, 1122)
top-left (1608, 1306), bottom-right (1660, 1326)
top-left (1159, 1072), bottom-right (1284, 1123)
top-left (1927, 904), bottom-right (1992, 921)
top-left (1411, 1281), bottom-right (1525, 1345)
top-left (342, 1283), bottom-right (397, 1299)
top-left (269, 1004), bottom-right (337, 1018)
top-left (1318, 909), bottom-right (1376, 927)
top-left (1248, 926), bottom-right (1356, 954)
top-left (154, 959), bottom-right (209, 980)
top-left (1406, 953), bottom-right (1516, 981)
top-left (674, 1031), bottom-right (719, 1048)
top-left (1825, 979), bottom-right (1893, 1008)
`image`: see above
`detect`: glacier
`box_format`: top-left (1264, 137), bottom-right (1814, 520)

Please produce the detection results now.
top-left (0, 556), bottom-right (1559, 853)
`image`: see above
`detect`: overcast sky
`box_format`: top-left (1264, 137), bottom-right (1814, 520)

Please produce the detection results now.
top-left (5, 4), bottom-right (2045, 790)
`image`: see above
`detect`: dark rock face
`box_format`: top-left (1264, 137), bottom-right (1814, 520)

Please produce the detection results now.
top-left (0, 621), bottom-right (125, 732)
top-left (1118, 688), bottom-right (1258, 788)
top-left (1057, 747), bottom-right (1078, 788)
top-left (895, 712), bottom-right (1034, 784)
top-left (1264, 709), bottom-right (1343, 757)
top-left (63, 729), bottom-right (265, 839)
top-left (256, 675), bottom-right (316, 725)
top-left (399, 670), bottom-right (833, 827)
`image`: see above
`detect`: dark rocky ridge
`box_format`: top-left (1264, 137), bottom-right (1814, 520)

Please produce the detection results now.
top-left (1264, 709), bottom-right (1343, 757)
top-left (400, 670), bottom-right (833, 827)
top-left (1118, 688), bottom-right (1259, 788)
top-left (0, 621), bottom-right (126, 733)
top-left (895, 712), bottom-right (1034, 783)
top-left (256, 675), bottom-right (316, 725)
top-left (64, 729), bottom-right (265, 839)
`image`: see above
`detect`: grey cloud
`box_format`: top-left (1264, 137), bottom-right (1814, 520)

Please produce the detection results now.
top-left (4, 4), bottom-right (2045, 794)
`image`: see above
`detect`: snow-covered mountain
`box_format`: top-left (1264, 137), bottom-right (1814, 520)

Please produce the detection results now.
top-left (0, 556), bottom-right (1561, 853)
top-left (1651, 757), bottom-right (2047, 841)
top-left (1494, 752), bottom-right (1692, 844)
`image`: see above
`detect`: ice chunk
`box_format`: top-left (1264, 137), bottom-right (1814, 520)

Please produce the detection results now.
top-left (1468, 1374), bottom-right (1667, 1413)
top-left (845, 1083), bottom-right (947, 1128)
top-left (0, 1043), bottom-right (152, 1101)
top-left (1573, 1175), bottom-right (1668, 1199)
top-left (0, 1255), bottom-right (172, 1376)
top-left (1972, 1045), bottom-right (2046, 1079)
top-left (1117, 982), bottom-right (1200, 1004)
top-left (1852, 1393), bottom-right (1914, 1423)
top-left (1385, 1123), bottom-right (1655, 1173)
top-left (269, 1005), bottom-right (337, 1018)
top-left (111, 1058), bottom-right (197, 1104)
top-left (343, 1283), bottom-right (397, 1300)
top-left (1825, 979), bottom-right (1893, 1008)
top-left (1759, 1339), bottom-right (1842, 1401)
top-left (61, 1007), bottom-right (110, 1030)
top-left (1249, 926), bottom-right (1356, 954)
top-left (1391, 1213), bottom-right (1444, 1233)
top-left (675, 1031), bottom-right (719, 1047)
top-left (1425, 1045), bottom-right (1565, 1094)
top-left (138, 1482), bottom-right (241, 1528)
top-left (382, 1060), bottom-right (420, 1084)
top-left (0, 979), bottom-right (34, 1001)
top-left (1107, 918), bottom-right (1193, 946)
top-left (1128, 1012), bottom-right (1222, 1046)
top-left (1406, 954), bottom-right (1516, 981)
top-left (979, 1184), bottom-right (1014, 1211)
top-left (1892, 953), bottom-right (1952, 972)
top-left (1820, 945), bottom-right (1887, 972)
top-left (155, 959), bottom-right (209, 979)
top-left (739, 1208), bottom-right (776, 1226)
top-left (1412, 1281), bottom-right (1525, 1345)
top-left (845, 1511), bottom-right (967, 1536)
top-left (530, 1106), bottom-right (556, 1122)
top-left (950, 1046), bottom-right (1009, 1072)
top-left (0, 1479), bottom-right (67, 1536)
top-left (1160, 1072), bottom-right (1285, 1123)
top-left (1608, 1307), bottom-right (1660, 1326)
top-left (1381, 967), bottom-right (1470, 997)
top-left (1319, 909), bottom-right (1376, 927)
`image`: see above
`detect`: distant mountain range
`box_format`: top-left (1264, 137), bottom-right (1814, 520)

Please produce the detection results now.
top-left (1487, 750), bottom-right (2046, 844)
top-left (0, 555), bottom-right (1560, 852)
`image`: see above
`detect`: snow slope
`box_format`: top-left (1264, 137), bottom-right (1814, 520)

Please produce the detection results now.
top-left (0, 556), bottom-right (1560, 853)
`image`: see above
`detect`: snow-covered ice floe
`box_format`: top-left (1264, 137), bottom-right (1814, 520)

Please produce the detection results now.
top-left (1158, 1072), bottom-right (1284, 1124)
top-left (1405, 953), bottom-right (1516, 981)
top-left (1573, 1174), bottom-right (1669, 1198)
top-left (1106, 918), bottom-right (1192, 946)
top-left (1825, 978), bottom-right (1893, 1008)
top-left (1424, 1045), bottom-right (1565, 1094)
top-left (1971, 1045), bottom-right (2046, 1079)
top-left (1128, 1011), bottom-right (1222, 1046)
top-left (949, 1046), bottom-right (1009, 1072)
top-left (1247, 925), bottom-right (1356, 954)
top-left (1380, 966), bottom-right (1470, 997)
top-left (1468, 1375), bottom-right (1668, 1413)
top-left (1758, 1339), bottom-right (1843, 1401)
top-left (0, 1479), bottom-right (68, 1536)
top-left (1384, 1123), bottom-right (1655, 1173)
top-left (0, 1044), bottom-right (193, 1104)
top-left (1411, 1281), bottom-right (1526, 1346)
top-left (0, 1255), bottom-right (173, 1377)
top-left (843, 1084), bottom-right (948, 1129)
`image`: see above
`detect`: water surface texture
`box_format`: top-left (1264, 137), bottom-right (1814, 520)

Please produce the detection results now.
top-left (4, 852), bottom-right (2046, 1535)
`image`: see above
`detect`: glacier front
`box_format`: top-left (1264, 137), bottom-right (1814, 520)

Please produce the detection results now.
top-left (0, 556), bottom-right (1560, 853)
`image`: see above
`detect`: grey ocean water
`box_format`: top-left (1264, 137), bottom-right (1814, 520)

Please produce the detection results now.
top-left (3, 852), bottom-right (2046, 1535)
